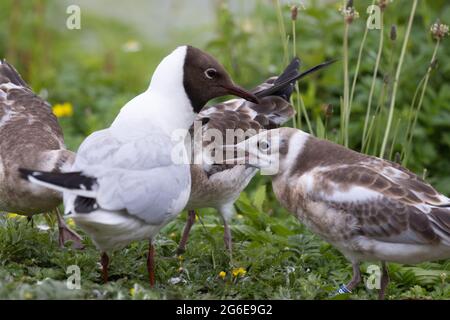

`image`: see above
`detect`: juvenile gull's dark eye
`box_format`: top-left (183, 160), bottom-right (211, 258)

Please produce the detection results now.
top-left (257, 140), bottom-right (270, 151)
top-left (204, 68), bottom-right (217, 79)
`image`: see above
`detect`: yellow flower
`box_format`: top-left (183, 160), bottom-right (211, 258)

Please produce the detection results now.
top-left (6, 212), bottom-right (24, 219)
top-left (23, 292), bottom-right (33, 299)
top-left (52, 102), bottom-right (73, 118)
top-left (130, 287), bottom-right (135, 296)
top-left (66, 218), bottom-right (76, 228)
top-left (170, 232), bottom-right (176, 239)
top-left (232, 267), bottom-right (246, 277)
top-left (178, 255), bottom-right (184, 261)
top-left (241, 19), bottom-right (254, 33)
top-left (218, 271), bottom-right (226, 279)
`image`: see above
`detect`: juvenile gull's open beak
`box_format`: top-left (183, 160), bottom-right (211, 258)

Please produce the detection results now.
top-left (221, 144), bottom-right (249, 165)
top-left (222, 84), bottom-right (259, 104)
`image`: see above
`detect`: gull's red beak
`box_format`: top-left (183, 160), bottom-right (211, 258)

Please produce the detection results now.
top-left (222, 84), bottom-right (259, 104)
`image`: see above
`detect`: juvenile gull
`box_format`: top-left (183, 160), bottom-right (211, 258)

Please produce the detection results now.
top-left (20, 46), bottom-right (257, 285)
top-left (225, 127), bottom-right (450, 299)
top-left (0, 60), bottom-right (82, 248)
top-left (178, 59), bottom-right (335, 254)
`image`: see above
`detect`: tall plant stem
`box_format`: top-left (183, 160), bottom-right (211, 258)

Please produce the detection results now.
top-left (341, 23), bottom-right (350, 147)
top-left (402, 39), bottom-right (440, 166)
top-left (379, 0), bottom-right (418, 158)
top-left (348, 28), bottom-right (368, 111)
top-left (299, 93), bottom-right (313, 134)
top-left (274, 0), bottom-right (289, 66)
top-left (291, 18), bottom-right (298, 129)
top-left (389, 117), bottom-right (402, 160)
top-left (361, 12), bottom-right (384, 151)
top-left (363, 81), bottom-right (387, 154)
top-left (291, 13), bottom-right (313, 134)
top-left (349, 0), bottom-right (376, 123)
top-left (400, 76), bottom-right (426, 161)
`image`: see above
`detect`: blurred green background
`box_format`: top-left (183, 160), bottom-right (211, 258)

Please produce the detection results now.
top-left (0, 0), bottom-right (449, 194)
top-left (0, 0), bottom-right (449, 300)
top-left (0, 0), bottom-right (448, 192)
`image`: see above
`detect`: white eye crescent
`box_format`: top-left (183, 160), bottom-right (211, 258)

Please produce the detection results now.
top-left (258, 140), bottom-right (270, 151)
top-left (204, 68), bottom-right (217, 79)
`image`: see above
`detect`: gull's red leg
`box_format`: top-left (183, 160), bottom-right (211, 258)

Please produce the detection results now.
top-left (101, 252), bottom-right (109, 283)
top-left (177, 210), bottom-right (196, 255)
top-left (223, 219), bottom-right (232, 254)
top-left (147, 240), bottom-right (155, 287)
top-left (55, 208), bottom-right (84, 249)
top-left (378, 261), bottom-right (390, 300)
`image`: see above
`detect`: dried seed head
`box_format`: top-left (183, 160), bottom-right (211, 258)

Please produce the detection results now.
top-left (377, 0), bottom-right (393, 11)
top-left (291, 5), bottom-right (298, 21)
top-left (430, 20), bottom-right (449, 40)
top-left (390, 25), bottom-right (397, 41)
top-left (322, 104), bottom-right (333, 117)
top-left (339, 3), bottom-right (359, 24)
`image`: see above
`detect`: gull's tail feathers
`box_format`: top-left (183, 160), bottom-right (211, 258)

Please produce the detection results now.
top-left (0, 59), bottom-right (30, 88)
top-left (18, 168), bottom-right (97, 198)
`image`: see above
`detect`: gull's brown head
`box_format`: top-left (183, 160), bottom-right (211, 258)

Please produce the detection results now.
top-left (183, 46), bottom-right (258, 113)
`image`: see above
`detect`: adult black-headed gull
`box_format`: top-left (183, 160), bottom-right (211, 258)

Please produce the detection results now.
top-left (177, 59), bottom-right (335, 254)
top-left (20, 45), bottom-right (258, 285)
top-left (0, 60), bottom-right (82, 248)
top-left (225, 127), bottom-right (450, 299)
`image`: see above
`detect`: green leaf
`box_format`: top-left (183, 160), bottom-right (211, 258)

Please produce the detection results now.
top-left (316, 117), bottom-right (326, 139)
top-left (252, 184), bottom-right (267, 212)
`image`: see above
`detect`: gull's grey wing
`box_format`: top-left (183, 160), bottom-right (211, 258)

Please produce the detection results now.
top-left (74, 127), bottom-right (178, 170)
top-left (71, 129), bottom-right (191, 225)
top-left (95, 164), bottom-right (190, 225)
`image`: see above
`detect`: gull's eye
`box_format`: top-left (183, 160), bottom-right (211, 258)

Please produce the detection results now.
top-left (257, 140), bottom-right (270, 151)
top-left (204, 68), bottom-right (217, 80)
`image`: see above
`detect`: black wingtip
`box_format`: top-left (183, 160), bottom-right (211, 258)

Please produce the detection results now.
top-left (274, 57), bottom-right (302, 86)
top-left (18, 168), bottom-right (36, 181)
top-left (293, 58), bottom-right (337, 81)
top-left (255, 58), bottom-right (336, 100)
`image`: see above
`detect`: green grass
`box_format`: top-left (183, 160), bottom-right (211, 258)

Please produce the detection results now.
top-left (0, 0), bottom-right (449, 299)
top-left (1, 192), bottom-right (449, 300)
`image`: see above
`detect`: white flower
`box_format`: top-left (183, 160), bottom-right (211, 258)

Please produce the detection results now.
top-left (168, 276), bottom-right (185, 285)
top-left (431, 21), bottom-right (449, 40)
top-left (122, 40), bottom-right (141, 53)
top-left (339, 5), bottom-right (359, 24)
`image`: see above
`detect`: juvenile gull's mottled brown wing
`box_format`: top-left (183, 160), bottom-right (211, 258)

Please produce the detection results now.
top-left (193, 96), bottom-right (294, 176)
top-left (310, 160), bottom-right (450, 246)
top-left (198, 95), bottom-right (294, 137)
top-left (0, 61), bottom-right (65, 167)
